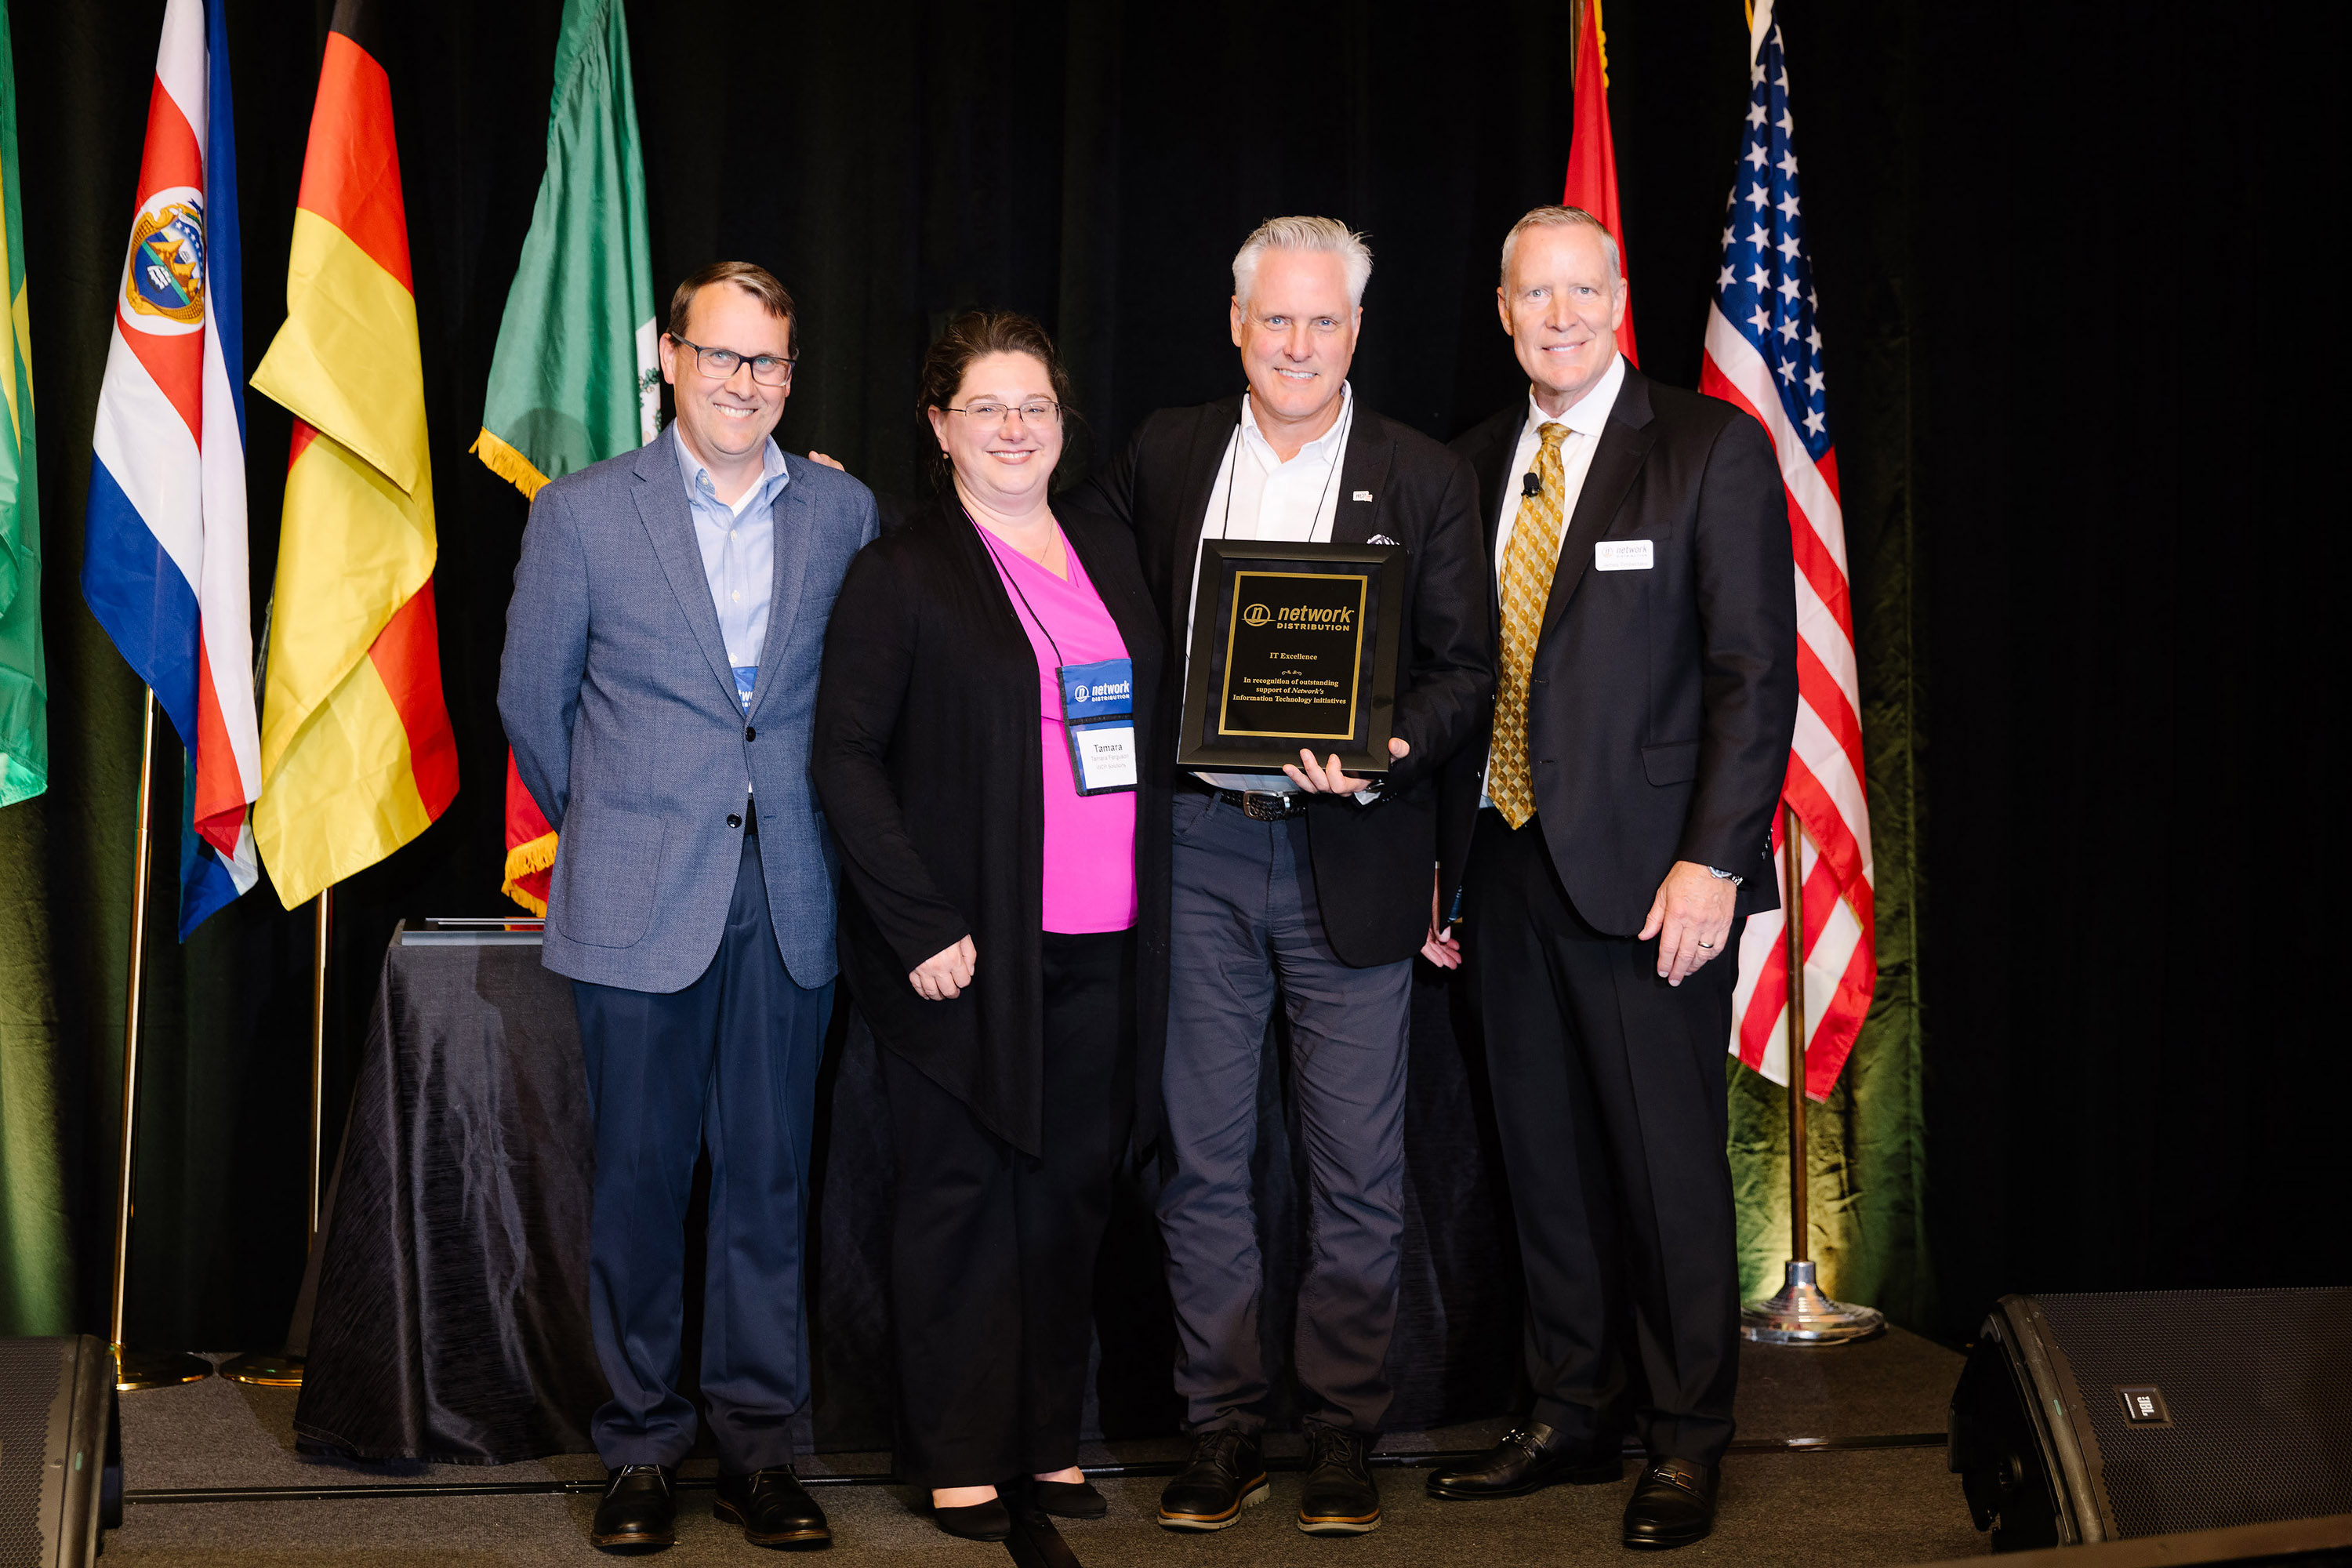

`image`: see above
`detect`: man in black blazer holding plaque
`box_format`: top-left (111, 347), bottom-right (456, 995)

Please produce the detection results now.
top-left (1077, 216), bottom-right (1490, 1537)
top-left (1421, 206), bottom-right (1796, 1551)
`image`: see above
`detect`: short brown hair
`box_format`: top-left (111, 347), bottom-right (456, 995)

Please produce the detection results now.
top-left (916, 310), bottom-right (1080, 488)
top-left (666, 262), bottom-right (797, 357)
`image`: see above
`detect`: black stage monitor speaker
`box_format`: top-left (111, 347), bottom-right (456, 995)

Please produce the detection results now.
top-left (0, 1336), bottom-right (122, 1566)
top-left (1950, 1289), bottom-right (2352, 1553)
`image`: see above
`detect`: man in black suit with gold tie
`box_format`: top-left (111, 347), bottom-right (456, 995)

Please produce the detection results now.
top-left (1421, 206), bottom-right (1796, 1550)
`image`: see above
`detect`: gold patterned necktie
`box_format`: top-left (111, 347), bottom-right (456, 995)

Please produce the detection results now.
top-left (1487, 422), bottom-right (1570, 829)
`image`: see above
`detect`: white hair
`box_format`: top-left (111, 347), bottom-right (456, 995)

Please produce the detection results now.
top-left (1232, 216), bottom-right (1374, 310)
top-left (1499, 205), bottom-right (1623, 290)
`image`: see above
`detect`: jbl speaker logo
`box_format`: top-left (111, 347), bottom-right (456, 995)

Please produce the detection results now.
top-left (2116, 1385), bottom-right (2172, 1426)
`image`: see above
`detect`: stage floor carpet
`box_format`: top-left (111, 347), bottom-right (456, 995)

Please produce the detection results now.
top-left (107, 1328), bottom-right (1989, 1565)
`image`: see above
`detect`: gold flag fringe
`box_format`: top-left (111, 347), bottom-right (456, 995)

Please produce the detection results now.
top-left (501, 829), bottom-right (557, 916)
top-left (470, 426), bottom-right (551, 499)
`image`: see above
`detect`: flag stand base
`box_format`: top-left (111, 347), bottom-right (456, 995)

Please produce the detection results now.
top-left (1740, 1260), bottom-right (1885, 1345)
top-left (220, 1350), bottom-right (303, 1388)
top-left (114, 1345), bottom-right (212, 1392)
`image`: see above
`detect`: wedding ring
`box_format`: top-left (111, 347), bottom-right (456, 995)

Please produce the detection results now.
top-left (1697, 939), bottom-right (1715, 949)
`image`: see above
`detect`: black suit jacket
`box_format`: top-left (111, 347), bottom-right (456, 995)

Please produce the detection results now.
top-left (1440, 365), bottom-right (1798, 934)
top-left (812, 496), bottom-right (1172, 1156)
top-left (1077, 395), bottom-right (1494, 967)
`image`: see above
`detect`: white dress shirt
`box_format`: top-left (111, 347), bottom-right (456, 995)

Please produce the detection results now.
top-left (1479, 353), bottom-right (1625, 809)
top-left (1187, 385), bottom-right (1356, 795)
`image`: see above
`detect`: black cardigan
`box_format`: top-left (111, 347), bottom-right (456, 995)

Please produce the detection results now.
top-left (812, 495), bottom-right (1172, 1157)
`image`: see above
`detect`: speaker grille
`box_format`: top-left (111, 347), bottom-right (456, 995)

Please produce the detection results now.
top-left (2038, 1287), bottom-right (2352, 1538)
top-left (0, 1338), bottom-right (65, 1567)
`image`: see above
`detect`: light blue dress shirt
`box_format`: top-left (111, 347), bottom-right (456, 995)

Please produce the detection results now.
top-left (675, 423), bottom-right (789, 713)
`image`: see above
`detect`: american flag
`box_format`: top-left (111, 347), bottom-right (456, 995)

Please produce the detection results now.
top-left (1701, 0), bottom-right (1875, 1100)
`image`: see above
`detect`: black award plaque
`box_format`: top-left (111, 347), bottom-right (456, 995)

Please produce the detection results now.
top-left (1177, 540), bottom-right (1406, 775)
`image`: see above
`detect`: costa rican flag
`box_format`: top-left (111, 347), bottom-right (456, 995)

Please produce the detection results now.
top-left (80, 0), bottom-right (259, 937)
top-left (1702, 0), bottom-right (1876, 1099)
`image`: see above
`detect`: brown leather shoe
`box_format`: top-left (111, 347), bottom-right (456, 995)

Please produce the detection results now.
top-left (1622, 1457), bottom-right (1719, 1549)
top-left (714, 1465), bottom-right (829, 1548)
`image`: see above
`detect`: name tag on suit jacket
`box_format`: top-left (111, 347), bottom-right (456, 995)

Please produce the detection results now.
top-left (1595, 539), bottom-right (1655, 572)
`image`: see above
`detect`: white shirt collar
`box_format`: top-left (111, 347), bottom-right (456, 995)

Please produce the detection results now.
top-left (1527, 353), bottom-right (1625, 441)
top-left (1240, 379), bottom-right (1353, 465)
top-left (675, 423), bottom-right (789, 517)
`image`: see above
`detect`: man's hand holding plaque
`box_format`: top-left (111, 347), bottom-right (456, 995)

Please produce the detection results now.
top-left (1283, 736), bottom-right (1410, 795)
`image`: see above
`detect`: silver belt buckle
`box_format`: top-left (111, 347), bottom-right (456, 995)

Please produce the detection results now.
top-left (1241, 790), bottom-right (1294, 822)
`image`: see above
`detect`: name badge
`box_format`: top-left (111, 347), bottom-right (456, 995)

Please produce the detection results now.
top-left (1059, 657), bottom-right (1137, 796)
top-left (1595, 539), bottom-right (1654, 572)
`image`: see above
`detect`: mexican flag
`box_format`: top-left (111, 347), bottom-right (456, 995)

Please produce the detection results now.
top-left (473, 0), bottom-right (658, 914)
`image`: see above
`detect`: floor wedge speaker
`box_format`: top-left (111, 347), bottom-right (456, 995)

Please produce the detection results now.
top-left (1950, 1289), bottom-right (2352, 1552)
top-left (0, 1336), bottom-right (122, 1567)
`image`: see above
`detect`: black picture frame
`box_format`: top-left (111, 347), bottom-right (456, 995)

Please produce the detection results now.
top-left (1176, 540), bottom-right (1407, 775)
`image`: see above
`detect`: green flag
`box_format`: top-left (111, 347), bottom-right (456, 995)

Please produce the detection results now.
top-left (476, 0), bottom-right (654, 912)
top-left (0, 0), bottom-right (43, 808)
top-left (470, 0), bottom-right (658, 496)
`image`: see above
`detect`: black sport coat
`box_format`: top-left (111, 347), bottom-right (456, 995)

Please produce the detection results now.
top-left (812, 495), bottom-right (1172, 1156)
top-left (1439, 364), bottom-right (1798, 933)
top-left (1076, 394), bottom-right (1494, 968)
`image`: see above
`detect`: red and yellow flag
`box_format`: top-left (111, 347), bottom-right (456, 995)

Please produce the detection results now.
top-left (1562, 0), bottom-right (1637, 365)
top-left (249, 0), bottom-right (456, 907)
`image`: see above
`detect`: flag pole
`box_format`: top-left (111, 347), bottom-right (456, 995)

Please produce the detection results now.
top-left (309, 885), bottom-right (329, 1244)
top-left (110, 690), bottom-right (213, 1392)
top-left (1740, 804), bottom-right (1884, 1344)
top-left (222, 885), bottom-right (326, 1389)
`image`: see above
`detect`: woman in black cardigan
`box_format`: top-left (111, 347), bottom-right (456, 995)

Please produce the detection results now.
top-left (812, 313), bottom-right (1170, 1540)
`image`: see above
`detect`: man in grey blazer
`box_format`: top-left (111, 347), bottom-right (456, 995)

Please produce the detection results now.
top-left (499, 262), bottom-right (879, 1553)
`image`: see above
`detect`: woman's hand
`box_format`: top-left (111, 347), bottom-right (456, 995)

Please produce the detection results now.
top-left (909, 935), bottom-right (977, 1000)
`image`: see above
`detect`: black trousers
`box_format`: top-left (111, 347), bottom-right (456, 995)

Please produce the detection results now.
top-left (1461, 809), bottom-right (1742, 1466)
top-left (880, 928), bottom-right (1137, 1490)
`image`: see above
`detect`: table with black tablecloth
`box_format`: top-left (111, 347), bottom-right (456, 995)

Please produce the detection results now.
top-left (289, 927), bottom-right (1522, 1465)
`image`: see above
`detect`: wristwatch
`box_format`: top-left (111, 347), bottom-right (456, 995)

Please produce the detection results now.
top-left (1705, 866), bottom-right (1743, 887)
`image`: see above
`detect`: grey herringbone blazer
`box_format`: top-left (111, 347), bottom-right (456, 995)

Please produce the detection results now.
top-left (499, 432), bottom-right (880, 993)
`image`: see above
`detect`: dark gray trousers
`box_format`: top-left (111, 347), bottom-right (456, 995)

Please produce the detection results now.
top-left (1157, 789), bottom-right (1414, 1436)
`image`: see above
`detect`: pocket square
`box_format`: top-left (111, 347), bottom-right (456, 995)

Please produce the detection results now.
top-left (1367, 533), bottom-right (1399, 546)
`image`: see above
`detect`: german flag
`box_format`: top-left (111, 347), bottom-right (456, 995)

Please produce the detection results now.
top-left (249, 0), bottom-right (456, 908)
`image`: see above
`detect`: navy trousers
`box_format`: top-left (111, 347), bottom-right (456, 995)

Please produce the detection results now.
top-left (572, 829), bottom-right (833, 1473)
top-left (1159, 790), bottom-right (1414, 1437)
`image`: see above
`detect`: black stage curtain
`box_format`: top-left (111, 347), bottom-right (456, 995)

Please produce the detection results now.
top-left (3, 0), bottom-right (2337, 1356)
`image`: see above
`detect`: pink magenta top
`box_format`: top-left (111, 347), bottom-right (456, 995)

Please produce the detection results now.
top-left (978, 521), bottom-right (1138, 935)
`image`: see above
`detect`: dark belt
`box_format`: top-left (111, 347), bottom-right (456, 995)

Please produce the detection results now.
top-left (1186, 778), bottom-right (1311, 821)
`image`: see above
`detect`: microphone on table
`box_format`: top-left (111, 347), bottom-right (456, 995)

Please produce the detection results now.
top-left (1522, 472), bottom-right (1542, 497)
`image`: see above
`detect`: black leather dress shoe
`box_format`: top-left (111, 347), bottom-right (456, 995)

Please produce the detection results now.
top-left (1297, 1423), bottom-right (1381, 1535)
top-left (1426, 1421), bottom-right (1626, 1499)
top-left (1157, 1428), bottom-right (1269, 1531)
top-left (714, 1466), bottom-right (830, 1548)
top-left (1622, 1457), bottom-right (1719, 1549)
top-left (1033, 1477), bottom-right (1108, 1519)
top-left (934, 1495), bottom-right (1012, 1541)
top-left (591, 1465), bottom-right (677, 1552)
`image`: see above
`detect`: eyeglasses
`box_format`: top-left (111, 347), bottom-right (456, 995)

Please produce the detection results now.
top-left (673, 336), bottom-right (797, 387)
top-left (945, 400), bottom-right (1061, 427)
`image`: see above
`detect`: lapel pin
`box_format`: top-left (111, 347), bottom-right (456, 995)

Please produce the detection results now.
top-left (1352, 490), bottom-right (1374, 502)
